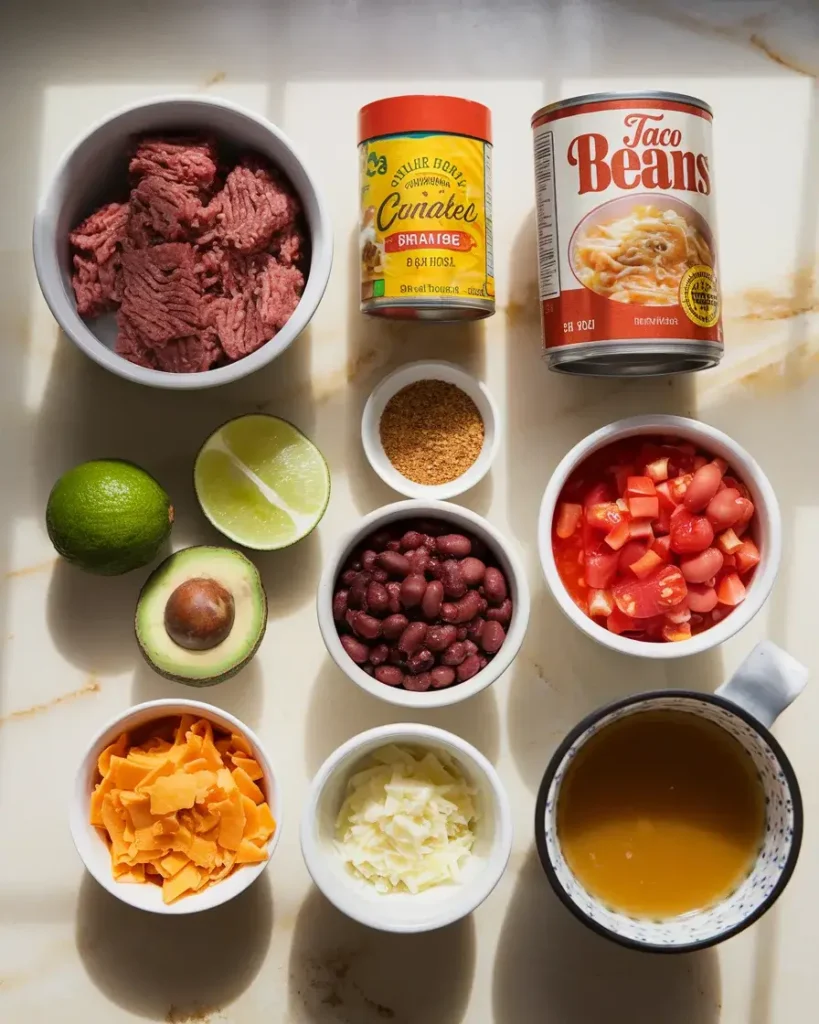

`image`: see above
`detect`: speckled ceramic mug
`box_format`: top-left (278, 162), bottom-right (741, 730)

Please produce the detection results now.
top-left (535, 641), bottom-right (808, 952)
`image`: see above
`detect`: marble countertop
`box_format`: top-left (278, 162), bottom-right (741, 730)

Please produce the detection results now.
top-left (1, 0), bottom-right (818, 1020)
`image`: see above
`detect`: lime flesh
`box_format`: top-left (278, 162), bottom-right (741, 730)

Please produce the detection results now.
top-left (194, 415), bottom-right (330, 550)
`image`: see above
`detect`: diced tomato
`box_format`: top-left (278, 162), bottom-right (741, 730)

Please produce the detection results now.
top-left (652, 535), bottom-right (672, 560)
top-left (586, 502), bottom-right (626, 531)
top-left (588, 588), bottom-right (615, 618)
top-left (619, 539), bottom-right (648, 573)
top-left (616, 498), bottom-right (629, 513)
top-left (665, 602), bottom-right (692, 625)
top-left (735, 538), bottom-right (761, 574)
top-left (669, 473), bottom-right (694, 503)
top-left (655, 481), bottom-right (677, 511)
top-left (630, 549), bottom-right (664, 580)
top-left (723, 476), bottom-right (751, 500)
top-left (613, 465), bottom-right (637, 496)
top-left (629, 518), bottom-right (654, 540)
top-left (645, 457), bottom-right (669, 483)
top-left (584, 546), bottom-right (619, 590)
top-left (607, 607), bottom-right (638, 635)
top-left (721, 553), bottom-right (737, 570)
top-left (604, 519), bottom-right (631, 551)
top-left (629, 496), bottom-right (659, 520)
top-left (669, 508), bottom-right (714, 554)
top-left (717, 528), bottom-right (743, 555)
top-left (555, 502), bottom-right (583, 539)
top-left (717, 573), bottom-right (747, 607)
top-left (626, 476), bottom-right (656, 498)
top-left (654, 507), bottom-right (672, 535)
top-left (612, 564), bottom-right (688, 619)
top-left (584, 482), bottom-right (613, 509)
top-left (662, 621), bottom-right (693, 642)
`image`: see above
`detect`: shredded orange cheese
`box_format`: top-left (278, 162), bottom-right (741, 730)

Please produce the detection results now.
top-left (91, 715), bottom-right (275, 903)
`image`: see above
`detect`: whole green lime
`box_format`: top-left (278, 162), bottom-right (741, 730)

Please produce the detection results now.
top-left (46, 460), bottom-right (174, 575)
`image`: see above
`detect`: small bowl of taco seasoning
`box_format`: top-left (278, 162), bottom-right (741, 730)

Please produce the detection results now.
top-left (361, 360), bottom-right (499, 499)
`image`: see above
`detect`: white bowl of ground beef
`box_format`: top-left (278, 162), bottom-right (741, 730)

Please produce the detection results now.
top-left (33, 95), bottom-right (332, 389)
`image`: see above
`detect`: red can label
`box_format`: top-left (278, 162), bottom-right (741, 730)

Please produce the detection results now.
top-left (532, 96), bottom-right (722, 351)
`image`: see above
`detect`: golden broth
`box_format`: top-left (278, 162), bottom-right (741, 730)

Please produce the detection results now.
top-left (557, 710), bottom-right (765, 918)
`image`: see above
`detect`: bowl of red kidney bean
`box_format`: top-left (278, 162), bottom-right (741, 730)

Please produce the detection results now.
top-left (538, 415), bottom-right (781, 659)
top-left (318, 500), bottom-right (531, 707)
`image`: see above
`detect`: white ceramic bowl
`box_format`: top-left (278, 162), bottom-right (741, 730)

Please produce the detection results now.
top-left (361, 360), bottom-right (500, 499)
top-left (317, 499), bottom-right (530, 708)
top-left (301, 723), bottom-right (513, 933)
top-left (33, 95), bottom-right (333, 389)
top-left (538, 414), bottom-right (781, 659)
top-left (70, 699), bottom-right (282, 914)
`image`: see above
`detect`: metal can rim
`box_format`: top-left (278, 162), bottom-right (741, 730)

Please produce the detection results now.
top-left (531, 90), bottom-right (712, 126)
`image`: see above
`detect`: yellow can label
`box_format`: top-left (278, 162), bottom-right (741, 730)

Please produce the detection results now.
top-left (359, 133), bottom-right (494, 308)
top-left (680, 264), bottom-right (720, 328)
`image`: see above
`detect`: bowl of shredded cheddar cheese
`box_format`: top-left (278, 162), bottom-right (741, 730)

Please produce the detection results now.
top-left (71, 699), bottom-right (281, 914)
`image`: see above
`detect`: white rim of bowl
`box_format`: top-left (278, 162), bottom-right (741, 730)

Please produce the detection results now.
top-left (361, 360), bottom-right (500, 499)
top-left (317, 499), bottom-right (531, 707)
top-left (70, 698), bottom-right (282, 914)
top-left (300, 722), bottom-right (514, 933)
top-left (32, 94), bottom-right (333, 390)
top-left (537, 414), bottom-right (781, 659)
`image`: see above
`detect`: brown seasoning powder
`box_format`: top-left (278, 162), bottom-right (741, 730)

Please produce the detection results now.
top-left (379, 380), bottom-right (485, 485)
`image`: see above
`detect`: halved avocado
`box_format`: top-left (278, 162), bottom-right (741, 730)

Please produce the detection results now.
top-left (135, 546), bottom-right (267, 685)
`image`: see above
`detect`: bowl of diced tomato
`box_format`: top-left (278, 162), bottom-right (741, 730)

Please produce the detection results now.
top-left (538, 415), bottom-right (780, 657)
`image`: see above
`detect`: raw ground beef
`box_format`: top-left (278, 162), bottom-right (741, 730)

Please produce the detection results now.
top-left (69, 134), bottom-right (307, 373)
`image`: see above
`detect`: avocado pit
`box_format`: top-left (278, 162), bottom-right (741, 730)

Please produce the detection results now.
top-left (164, 577), bottom-right (235, 651)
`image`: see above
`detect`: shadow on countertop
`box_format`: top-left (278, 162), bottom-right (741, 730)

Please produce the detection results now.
top-left (288, 886), bottom-right (475, 1024)
top-left (492, 850), bottom-right (721, 1024)
top-left (76, 869), bottom-right (273, 1020)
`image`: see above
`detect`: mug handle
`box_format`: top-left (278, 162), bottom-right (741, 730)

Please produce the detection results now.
top-left (716, 641), bottom-right (809, 729)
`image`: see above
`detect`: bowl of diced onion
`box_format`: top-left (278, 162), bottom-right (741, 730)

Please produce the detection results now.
top-left (300, 723), bottom-right (512, 933)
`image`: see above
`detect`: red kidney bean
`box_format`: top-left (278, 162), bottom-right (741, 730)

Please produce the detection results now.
top-left (371, 568), bottom-right (389, 584)
top-left (378, 550), bottom-right (411, 578)
top-left (340, 635), bottom-right (369, 664)
top-left (478, 656), bottom-right (488, 670)
top-left (400, 574), bottom-right (427, 609)
top-left (705, 488), bottom-right (744, 529)
top-left (348, 611), bottom-right (382, 640)
top-left (457, 654), bottom-right (482, 682)
top-left (340, 569), bottom-right (358, 587)
top-left (406, 547), bottom-right (433, 575)
top-left (404, 671), bottom-right (433, 692)
top-left (466, 616), bottom-right (485, 642)
top-left (426, 624), bottom-right (457, 652)
top-left (421, 580), bottom-right (444, 620)
top-left (687, 584), bottom-right (719, 613)
top-left (348, 574), bottom-right (370, 611)
top-left (463, 640), bottom-right (478, 657)
top-left (684, 463), bottom-right (723, 513)
top-left (400, 530), bottom-right (425, 551)
top-left (385, 581), bottom-right (402, 614)
top-left (362, 663), bottom-right (375, 676)
top-left (486, 598), bottom-right (512, 625)
top-left (441, 602), bottom-right (458, 623)
top-left (442, 642), bottom-right (468, 666)
top-left (367, 581), bottom-right (390, 616)
top-left (480, 620), bottom-right (506, 654)
top-left (430, 666), bottom-right (456, 689)
top-left (349, 558), bottom-right (363, 572)
top-left (375, 665), bottom-right (404, 686)
top-left (382, 614), bottom-right (409, 641)
top-left (450, 590), bottom-right (483, 624)
top-left (367, 529), bottom-right (394, 550)
top-left (407, 648), bottom-right (435, 675)
top-left (456, 627), bottom-right (468, 641)
top-left (332, 589), bottom-right (349, 622)
top-left (361, 549), bottom-right (378, 572)
top-left (438, 560), bottom-right (467, 599)
top-left (436, 534), bottom-right (472, 558)
top-left (483, 567), bottom-right (508, 605)
top-left (388, 647), bottom-right (408, 668)
top-left (680, 547), bottom-right (724, 584)
top-left (386, 540), bottom-right (402, 552)
top-left (398, 621), bottom-right (427, 655)
top-left (369, 643), bottom-right (389, 666)
top-left (460, 557), bottom-right (486, 586)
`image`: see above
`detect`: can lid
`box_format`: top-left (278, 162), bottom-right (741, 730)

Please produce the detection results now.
top-left (359, 95), bottom-right (492, 144)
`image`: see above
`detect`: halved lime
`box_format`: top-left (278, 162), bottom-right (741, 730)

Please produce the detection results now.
top-left (194, 415), bottom-right (330, 550)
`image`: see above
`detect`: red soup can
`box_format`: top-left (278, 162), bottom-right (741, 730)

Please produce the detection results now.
top-left (531, 92), bottom-right (722, 376)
